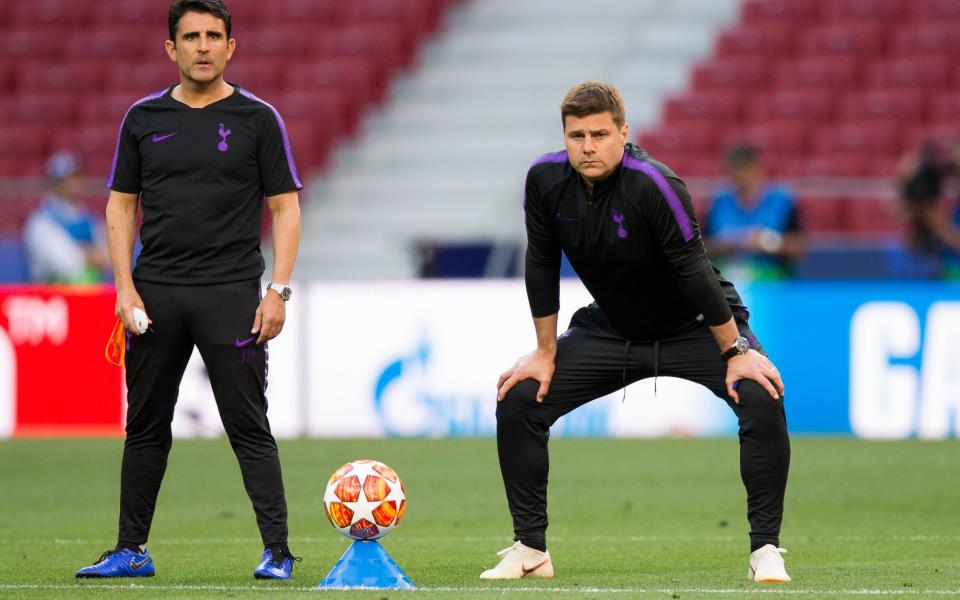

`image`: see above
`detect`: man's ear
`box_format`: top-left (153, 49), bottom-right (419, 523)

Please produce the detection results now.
top-left (164, 39), bottom-right (177, 62)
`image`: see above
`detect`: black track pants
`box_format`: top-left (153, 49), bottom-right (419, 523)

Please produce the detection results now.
top-left (496, 304), bottom-right (789, 552)
top-left (117, 279), bottom-right (288, 548)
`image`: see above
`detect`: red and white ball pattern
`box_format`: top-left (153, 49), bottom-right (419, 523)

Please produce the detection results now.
top-left (323, 460), bottom-right (406, 540)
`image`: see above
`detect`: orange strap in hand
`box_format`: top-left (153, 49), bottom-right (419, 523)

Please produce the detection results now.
top-left (105, 318), bottom-right (126, 366)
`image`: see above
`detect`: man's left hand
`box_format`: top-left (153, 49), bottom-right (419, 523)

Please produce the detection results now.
top-left (725, 349), bottom-right (784, 404)
top-left (252, 291), bottom-right (286, 345)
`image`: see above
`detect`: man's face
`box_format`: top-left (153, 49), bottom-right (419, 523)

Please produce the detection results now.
top-left (563, 111), bottom-right (628, 182)
top-left (55, 173), bottom-right (85, 202)
top-left (165, 11), bottom-right (235, 85)
top-left (728, 161), bottom-right (761, 192)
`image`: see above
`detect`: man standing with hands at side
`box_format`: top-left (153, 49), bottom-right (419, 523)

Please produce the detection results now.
top-left (76, 0), bottom-right (302, 581)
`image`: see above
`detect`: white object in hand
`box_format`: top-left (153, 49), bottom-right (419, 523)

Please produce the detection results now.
top-left (132, 307), bottom-right (149, 334)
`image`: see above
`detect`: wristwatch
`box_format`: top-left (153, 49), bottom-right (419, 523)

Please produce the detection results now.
top-left (721, 336), bottom-right (750, 362)
top-left (267, 282), bottom-right (292, 302)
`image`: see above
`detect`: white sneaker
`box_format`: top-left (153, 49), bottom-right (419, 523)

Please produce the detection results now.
top-left (748, 544), bottom-right (791, 583)
top-left (479, 541), bottom-right (554, 579)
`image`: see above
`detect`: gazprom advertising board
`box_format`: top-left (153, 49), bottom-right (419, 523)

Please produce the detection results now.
top-left (1, 281), bottom-right (958, 439)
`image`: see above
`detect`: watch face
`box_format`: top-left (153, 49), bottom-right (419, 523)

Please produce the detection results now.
top-left (734, 336), bottom-right (749, 354)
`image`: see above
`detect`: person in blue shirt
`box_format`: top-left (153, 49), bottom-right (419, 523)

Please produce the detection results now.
top-left (705, 144), bottom-right (803, 282)
top-left (23, 151), bottom-right (110, 283)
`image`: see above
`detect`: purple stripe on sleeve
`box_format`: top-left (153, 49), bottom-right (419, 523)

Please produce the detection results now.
top-left (105, 88), bottom-right (168, 189)
top-left (621, 155), bottom-right (694, 242)
top-left (530, 150), bottom-right (568, 167)
top-left (237, 87), bottom-right (303, 190)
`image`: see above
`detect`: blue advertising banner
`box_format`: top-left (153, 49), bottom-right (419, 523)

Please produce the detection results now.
top-left (744, 281), bottom-right (960, 438)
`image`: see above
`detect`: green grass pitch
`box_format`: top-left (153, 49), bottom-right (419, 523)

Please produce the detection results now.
top-left (1, 437), bottom-right (958, 599)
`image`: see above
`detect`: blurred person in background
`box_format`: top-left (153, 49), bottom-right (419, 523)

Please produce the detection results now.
top-left (487, 82), bottom-right (790, 584)
top-left (896, 138), bottom-right (960, 278)
top-left (704, 144), bottom-right (803, 283)
top-left (23, 151), bottom-right (111, 283)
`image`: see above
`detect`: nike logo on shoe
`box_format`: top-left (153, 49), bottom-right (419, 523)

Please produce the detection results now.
top-left (522, 559), bottom-right (548, 576)
top-left (130, 556), bottom-right (150, 571)
top-left (235, 336), bottom-right (255, 348)
top-left (151, 132), bottom-right (177, 142)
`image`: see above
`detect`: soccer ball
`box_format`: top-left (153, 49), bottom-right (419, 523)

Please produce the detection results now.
top-left (323, 460), bottom-right (407, 540)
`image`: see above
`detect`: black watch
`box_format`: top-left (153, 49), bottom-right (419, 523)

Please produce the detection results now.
top-left (721, 336), bottom-right (750, 362)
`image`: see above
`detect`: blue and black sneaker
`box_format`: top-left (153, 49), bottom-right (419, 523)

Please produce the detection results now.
top-left (254, 547), bottom-right (299, 580)
top-left (75, 548), bottom-right (155, 578)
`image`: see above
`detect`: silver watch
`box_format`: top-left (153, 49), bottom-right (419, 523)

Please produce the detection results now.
top-left (721, 336), bottom-right (749, 362)
top-left (267, 282), bottom-right (292, 302)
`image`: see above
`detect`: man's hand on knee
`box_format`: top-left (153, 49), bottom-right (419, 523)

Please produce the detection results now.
top-left (726, 350), bottom-right (784, 404)
top-left (497, 348), bottom-right (556, 402)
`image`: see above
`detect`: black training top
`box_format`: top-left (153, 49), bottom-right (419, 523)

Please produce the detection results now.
top-left (107, 84), bottom-right (302, 284)
top-left (523, 143), bottom-right (746, 341)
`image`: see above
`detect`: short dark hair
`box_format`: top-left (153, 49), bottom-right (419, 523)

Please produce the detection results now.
top-left (168, 0), bottom-right (231, 42)
top-left (725, 143), bottom-right (760, 168)
top-left (560, 81), bottom-right (626, 128)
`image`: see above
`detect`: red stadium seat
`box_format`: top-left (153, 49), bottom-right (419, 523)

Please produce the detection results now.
top-left (844, 197), bottom-right (904, 235)
top-left (813, 123), bottom-right (899, 154)
top-left (906, 0), bottom-right (960, 20)
top-left (800, 154), bottom-right (870, 176)
top-left (18, 60), bottom-right (105, 93)
top-left (722, 123), bottom-right (810, 154)
top-left (91, 0), bottom-right (168, 26)
top-left (318, 24), bottom-right (413, 71)
top-left (254, 0), bottom-right (340, 22)
top-left (274, 91), bottom-right (350, 136)
top-left (841, 89), bottom-right (925, 121)
top-left (929, 93), bottom-right (960, 122)
top-left (799, 23), bottom-right (888, 54)
top-left (14, 0), bottom-right (91, 25)
top-left (665, 91), bottom-right (742, 121)
top-left (890, 23), bottom-right (960, 55)
top-left (67, 30), bottom-right (165, 60)
top-left (284, 58), bottom-right (382, 106)
top-left (0, 125), bottom-right (49, 165)
top-left (227, 59), bottom-right (283, 93)
top-left (772, 56), bottom-right (861, 88)
top-left (748, 89), bottom-right (835, 121)
top-left (691, 57), bottom-right (769, 91)
top-left (78, 93), bottom-right (142, 128)
top-left (864, 58), bottom-right (951, 89)
top-left (246, 25), bottom-right (319, 57)
top-left (13, 94), bottom-right (75, 124)
top-left (1, 28), bottom-right (65, 59)
top-left (0, 61), bottom-right (16, 93)
top-left (741, 0), bottom-right (820, 22)
top-left (50, 125), bottom-right (120, 177)
top-left (640, 123), bottom-right (718, 155)
top-left (820, 0), bottom-right (905, 20)
top-left (105, 61), bottom-right (174, 95)
top-left (715, 23), bottom-right (795, 56)
top-left (796, 196), bottom-right (844, 233)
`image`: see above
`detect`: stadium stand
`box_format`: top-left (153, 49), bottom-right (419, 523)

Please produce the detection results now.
top-left (641, 0), bottom-right (960, 242)
top-left (2, 0), bottom-right (957, 280)
top-left (299, 0), bottom-right (743, 278)
top-left (0, 0), bottom-right (459, 280)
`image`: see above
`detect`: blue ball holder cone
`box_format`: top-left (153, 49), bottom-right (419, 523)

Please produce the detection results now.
top-left (317, 540), bottom-right (416, 590)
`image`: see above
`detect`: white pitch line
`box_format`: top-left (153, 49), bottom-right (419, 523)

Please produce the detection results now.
top-left (5, 534), bottom-right (960, 546)
top-left (2, 584), bottom-right (959, 596)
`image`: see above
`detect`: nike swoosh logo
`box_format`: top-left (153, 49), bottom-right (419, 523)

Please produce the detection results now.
top-left (555, 212), bottom-right (576, 222)
top-left (235, 336), bottom-right (255, 348)
top-left (522, 559), bottom-right (548, 576)
top-left (151, 132), bottom-right (177, 142)
top-left (130, 557), bottom-right (150, 571)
